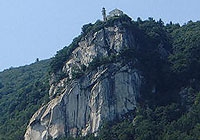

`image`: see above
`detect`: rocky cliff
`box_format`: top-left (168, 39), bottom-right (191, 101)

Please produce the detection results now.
top-left (25, 15), bottom-right (143, 140)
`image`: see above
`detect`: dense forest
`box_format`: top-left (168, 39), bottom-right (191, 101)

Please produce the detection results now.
top-left (0, 14), bottom-right (200, 139)
top-left (0, 60), bottom-right (50, 140)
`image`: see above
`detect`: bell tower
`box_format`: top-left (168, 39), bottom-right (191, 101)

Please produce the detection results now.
top-left (102, 7), bottom-right (107, 21)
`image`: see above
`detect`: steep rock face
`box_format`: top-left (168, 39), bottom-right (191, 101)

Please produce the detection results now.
top-left (60, 21), bottom-right (135, 82)
top-left (25, 19), bottom-right (142, 140)
top-left (25, 64), bottom-right (141, 140)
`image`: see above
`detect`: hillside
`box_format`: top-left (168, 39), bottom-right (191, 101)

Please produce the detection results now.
top-left (25, 11), bottom-right (200, 140)
top-left (0, 11), bottom-right (200, 140)
top-left (0, 59), bottom-right (51, 140)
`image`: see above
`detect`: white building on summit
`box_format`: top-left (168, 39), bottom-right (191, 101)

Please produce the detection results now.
top-left (102, 8), bottom-right (124, 21)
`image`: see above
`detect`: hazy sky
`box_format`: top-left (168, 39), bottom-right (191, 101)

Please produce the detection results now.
top-left (0, 0), bottom-right (200, 71)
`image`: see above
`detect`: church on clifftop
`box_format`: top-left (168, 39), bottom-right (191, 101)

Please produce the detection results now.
top-left (102, 8), bottom-right (124, 21)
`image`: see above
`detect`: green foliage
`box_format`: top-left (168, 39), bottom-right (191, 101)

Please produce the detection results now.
top-left (169, 21), bottom-right (200, 84)
top-left (125, 18), bottom-right (176, 105)
top-left (71, 66), bottom-right (85, 79)
top-left (82, 20), bottom-right (105, 36)
top-left (0, 59), bottom-right (50, 139)
top-left (87, 56), bottom-right (116, 71)
top-left (98, 120), bottom-right (135, 140)
top-left (81, 23), bottom-right (93, 36)
top-left (161, 93), bottom-right (200, 140)
top-left (50, 35), bottom-right (82, 73)
top-left (92, 98), bottom-right (200, 140)
top-left (105, 14), bottom-right (132, 27)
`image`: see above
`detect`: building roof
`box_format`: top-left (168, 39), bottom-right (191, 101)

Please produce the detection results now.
top-left (106, 9), bottom-right (124, 20)
top-left (108, 9), bottom-right (124, 17)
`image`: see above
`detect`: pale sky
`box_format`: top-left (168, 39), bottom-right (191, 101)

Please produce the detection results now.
top-left (0, 0), bottom-right (200, 71)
